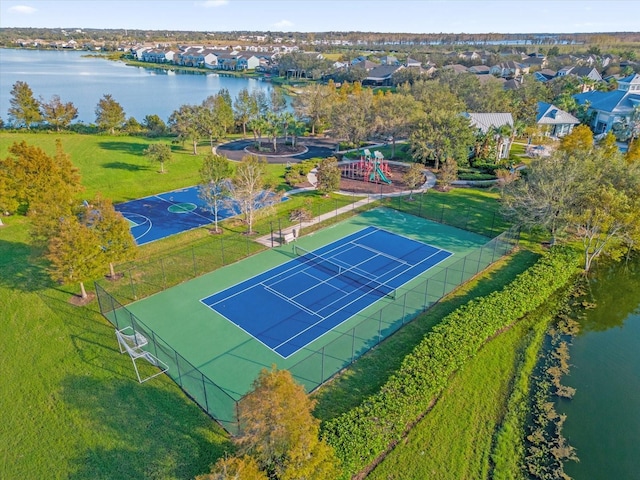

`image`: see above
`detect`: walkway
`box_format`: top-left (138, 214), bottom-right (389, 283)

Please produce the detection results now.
top-left (254, 167), bottom-right (436, 247)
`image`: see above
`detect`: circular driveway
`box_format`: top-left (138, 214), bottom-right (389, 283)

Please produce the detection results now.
top-left (217, 137), bottom-right (337, 163)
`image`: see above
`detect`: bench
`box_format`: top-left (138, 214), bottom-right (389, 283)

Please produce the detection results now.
top-left (283, 232), bottom-right (296, 244)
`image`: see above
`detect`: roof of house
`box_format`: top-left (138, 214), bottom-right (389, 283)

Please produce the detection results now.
top-left (442, 64), bottom-right (468, 74)
top-left (536, 102), bottom-right (580, 125)
top-left (463, 112), bottom-right (514, 134)
top-left (574, 89), bottom-right (640, 115)
top-left (366, 64), bottom-right (404, 80)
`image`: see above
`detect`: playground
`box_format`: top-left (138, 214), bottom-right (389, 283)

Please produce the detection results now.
top-left (338, 149), bottom-right (419, 195)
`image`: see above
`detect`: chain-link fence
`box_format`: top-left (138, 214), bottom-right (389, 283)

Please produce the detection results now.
top-left (96, 197), bottom-right (519, 434)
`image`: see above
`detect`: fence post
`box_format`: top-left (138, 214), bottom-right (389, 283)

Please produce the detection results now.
top-left (161, 258), bottom-right (167, 289)
top-left (321, 346), bottom-right (325, 383)
top-left (220, 237), bottom-right (225, 265)
top-left (351, 327), bottom-right (356, 363)
top-left (129, 270), bottom-right (137, 301)
top-left (192, 246), bottom-right (197, 277)
top-left (202, 375), bottom-right (209, 413)
top-left (419, 191), bottom-right (423, 217)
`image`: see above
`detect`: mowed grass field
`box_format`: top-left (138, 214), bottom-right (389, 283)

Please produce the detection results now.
top-left (0, 132), bottom-right (288, 202)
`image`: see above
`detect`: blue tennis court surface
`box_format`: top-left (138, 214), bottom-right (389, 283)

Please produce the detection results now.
top-left (201, 226), bottom-right (452, 357)
top-left (115, 185), bottom-right (283, 245)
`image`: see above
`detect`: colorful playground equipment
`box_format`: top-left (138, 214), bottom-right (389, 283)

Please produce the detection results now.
top-left (341, 149), bottom-right (392, 185)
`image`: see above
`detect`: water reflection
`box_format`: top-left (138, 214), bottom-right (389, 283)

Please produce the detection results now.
top-left (578, 258), bottom-right (640, 333)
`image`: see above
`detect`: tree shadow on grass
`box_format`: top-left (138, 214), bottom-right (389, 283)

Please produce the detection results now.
top-left (98, 141), bottom-right (150, 155)
top-left (102, 161), bottom-right (151, 171)
top-left (61, 373), bottom-right (232, 480)
top-left (0, 238), bottom-right (53, 292)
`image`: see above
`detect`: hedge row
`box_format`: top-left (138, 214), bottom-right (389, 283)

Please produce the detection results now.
top-left (322, 246), bottom-right (581, 477)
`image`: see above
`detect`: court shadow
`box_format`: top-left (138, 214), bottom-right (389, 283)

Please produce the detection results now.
top-left (60, 374), bottom-right (232, 480)
top-left (102, 161), bottom-right (151, 171)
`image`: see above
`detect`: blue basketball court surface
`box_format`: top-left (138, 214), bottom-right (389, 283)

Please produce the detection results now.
top-left (201, 226), bottom-right (452, 357)
top-left (115, 185), bottom-right (283, 245)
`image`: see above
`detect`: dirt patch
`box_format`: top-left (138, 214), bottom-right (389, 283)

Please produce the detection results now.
top-left (68, 292), bottom-right (96, 306)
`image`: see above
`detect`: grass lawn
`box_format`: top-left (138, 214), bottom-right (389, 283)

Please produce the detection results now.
top-left (0, 132), bottom-right (288, 203)
top-left (0, 217), bottom-right (232, 479)
top-left (367, 311), bottom-right (544, 480)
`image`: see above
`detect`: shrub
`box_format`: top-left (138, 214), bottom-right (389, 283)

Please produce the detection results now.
top-left (322, 247), bottom-right (581, 477)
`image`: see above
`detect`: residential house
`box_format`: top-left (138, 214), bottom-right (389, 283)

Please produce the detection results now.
top-left (574, 73), bottom-right (640, 139)
top-left (442, 64), bottom-right (469, 74)
top-left (536, 102), bottom-right (580, 137)
top-left (522, 55), bottom-right (548, 69)
top-left (463, 112), bottom-right (514, 159)
top-left (380, 55), bottom-right (399, 65)
top-left (533, 69), bottom-right (557, 82)
top-left (363, 65), bottom-right (405, 86)
top-left (141, 48), bottom-right (175, 63)
top-left (405, 57), bottom-right (422, 68)
top-left (468, 65), bottom-right (491, 75)
top-left (490, 61), bottom-right (529, 78)
top-left (556, 66), bottom-right (602, 82)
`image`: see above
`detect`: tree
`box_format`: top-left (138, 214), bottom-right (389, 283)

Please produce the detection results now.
top-left (438, 156), bottom-right (459, 190)
top-left (234, 88), bottom-right (259, 138)
top-left (40, 94), bottom-right (78, 131)
top-left (46, 216), bottom-right (103, 299)
top-left (1, 140), bottom-right (81, 223)
top-left (315, 156), bottom-right (341, 196)
top-left (410, 110), bottom-right (475, 170)
top-left (502, 151), bottom-right (591, 242)
top-left (626, 138), bottom-right (640, 164)
top-left (329, 86), bottom-right (375, 148)
top-left (197, 455), bottom-right (267, 480)
top-left (28, 140), bottom-right (84, 245)
top-left (142, 114), bottom-right (168, 137)
top-left (373, 91), bottom-right (422, 157)
top-left (95, 94), bottom-right (125, 134)
top-left (270, 88), bottom-right (287, 114)
top-left (144, 143), bottom-right (172, 173)
top-left (8, 81), bottom-right (42, 129)
top-left (229, 155), bottom-right (275, 235)
top-left (292, 83), bottom-right (335, 136)
top-left (558, 124), bottom-right (594, 155)
top-left (403, 162), bottom-right (425, 200)
top-left (169, 104), bottom-right (201, 155)
top-left (236, 367), bottom-right (342, 480)
top-left (81, 194), bottom-right (137, 279)
top-left (199, 154), bottom-right (233, 233)
top-left (201, 92), bottom-right (235, 152)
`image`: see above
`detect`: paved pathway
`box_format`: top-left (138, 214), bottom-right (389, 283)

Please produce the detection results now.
top-left (255, 167), bottom-right (436, 247)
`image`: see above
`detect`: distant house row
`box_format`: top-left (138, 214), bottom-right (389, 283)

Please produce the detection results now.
top-left (135, 45), bottom-right (276, 71)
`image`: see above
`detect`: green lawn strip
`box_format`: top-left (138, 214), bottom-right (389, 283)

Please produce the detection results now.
top-left (367, 310), bottom-right (538, 480)
top-left (0, 217), bottom-right (231, 480)
top-left (312, 248), bottom-right (540, 421)
top-left (489, 290), bottom-right (569, 480)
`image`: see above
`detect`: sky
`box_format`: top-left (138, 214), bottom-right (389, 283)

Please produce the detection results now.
top-left (1, 0), bottom-right (639, 34)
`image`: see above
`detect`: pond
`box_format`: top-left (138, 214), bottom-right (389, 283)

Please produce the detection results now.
top-left (0, 48), bottom-right (274, 124)
top-left (557, 257), bottom-right (640, 479)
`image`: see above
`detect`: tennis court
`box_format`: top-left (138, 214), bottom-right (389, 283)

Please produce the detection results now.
top-left (202, 226), bottom-right (451, 357)
top-left (115, 185), bottom-right (283, 245)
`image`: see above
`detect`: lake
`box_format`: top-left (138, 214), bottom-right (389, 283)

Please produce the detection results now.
top-left (557, 258), bottom-right (640, 480)
top-left (0, 48), bottom-right (274, 124)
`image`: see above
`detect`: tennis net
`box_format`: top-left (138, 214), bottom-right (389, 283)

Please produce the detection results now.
top-left (293, 245), bottom-right (396, 299)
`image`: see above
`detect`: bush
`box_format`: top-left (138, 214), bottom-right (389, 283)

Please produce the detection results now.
top-left (322, 247), bottom-right (581, 477)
